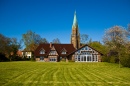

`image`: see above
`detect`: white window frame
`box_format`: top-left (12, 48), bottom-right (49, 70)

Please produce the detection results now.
top-left (40, 49), bottom-right (45, 54)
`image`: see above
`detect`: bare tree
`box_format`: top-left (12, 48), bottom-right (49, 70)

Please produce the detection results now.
top-left (80, 34), bottom-right (88, 44)
top-left (52, 38), bottom-right (61, 44)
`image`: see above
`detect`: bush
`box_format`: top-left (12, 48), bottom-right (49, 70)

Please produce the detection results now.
top-left (102, 56), bottom-right (109, 62)
top-left (0, 53), bottom-right (9, 62)
top-left (10, 56), bottom-right (23, 61)
top-left (120, 54), bottom-right (130, 68)
top-left (31, 56), bottom-right (35, 61)
top-left (102, 55), bottom-right (119, 63)
top-left (109, 56), bottom-right (119, 63)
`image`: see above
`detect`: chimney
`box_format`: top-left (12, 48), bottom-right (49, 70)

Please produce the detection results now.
top-left (50, 42), bottom-right (52, 48)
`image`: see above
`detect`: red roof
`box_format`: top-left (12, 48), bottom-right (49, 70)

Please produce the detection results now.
top-left (34, 44), bottom-right (76, 57)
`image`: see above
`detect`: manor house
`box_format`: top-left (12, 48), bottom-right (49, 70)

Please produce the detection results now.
top-left (34, 11), bottom-right (102, 62)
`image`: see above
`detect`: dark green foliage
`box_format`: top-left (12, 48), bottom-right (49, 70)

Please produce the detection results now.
top-left (109, 56), bottom-right (119, 63)
top-left (88, 41), bottom-right (109, 55)
top-left (102, 56), bottom-right (110, 62)
top-left (10, 56), bottom-right (23, 61)
top-left (0, 53), bottom-right (9, 62)
top-left (102, 56), bottom-right (119, 63)
top-left (23, 57), bottom-right (31, 61)
top-left (120, 54), bottom-right (130, 68)
top-left (31, 56), bottom-right (35, 61)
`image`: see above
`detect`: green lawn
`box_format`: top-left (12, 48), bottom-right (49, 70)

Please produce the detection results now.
top-left (0, 62), bottom-right (130, 86)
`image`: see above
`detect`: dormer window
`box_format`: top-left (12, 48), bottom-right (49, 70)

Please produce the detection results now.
top-left (40, 49), bottom-right (45, 54)
top-left (61, 48), bottom-right (67, 54)
top-left (61, 51), bottom-right (66, 54)
top-left (49, 50), bottom-right (56, 55)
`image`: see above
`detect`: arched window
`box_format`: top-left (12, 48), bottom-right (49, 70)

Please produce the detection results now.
top-left (40, 49), bottom-right (45, 54)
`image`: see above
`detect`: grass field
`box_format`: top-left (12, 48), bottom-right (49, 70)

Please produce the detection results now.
top-left (0, 62), bottom-right (130, 86)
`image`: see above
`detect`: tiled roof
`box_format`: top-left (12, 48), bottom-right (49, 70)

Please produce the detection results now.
top-left (34, 44), bottom-right (76, 57)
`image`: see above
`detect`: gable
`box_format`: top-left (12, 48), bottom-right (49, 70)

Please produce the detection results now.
top-left (34, 44), bottom-right (50, 56)
top-left (49, 46), bottom-right (58, 55)
top-left (75, 46), bottom-right (98, 55)
top-left (69, 44), bottom-right (103, 56)
top-left (61, 48), bottom-right (67, 54)
top-left (39, 48), bottom-right (45, 54)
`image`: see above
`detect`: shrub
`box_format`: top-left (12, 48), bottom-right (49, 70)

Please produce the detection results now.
top-left (31, 56), bottom-right (35, 61)
top-left (0, 53), bottom-right (9, 62)
top-left (109, 56), bottom-right (118, 63)
top-left (102, 56), bottom-right (109, 62)
top-left (120, 54), bottom-right (130, 68)
top-left (102, 55), bottom-right (119, 63)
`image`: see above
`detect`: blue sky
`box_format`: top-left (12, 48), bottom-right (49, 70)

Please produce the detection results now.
top-left (0, 0), bottom-right (130, 43)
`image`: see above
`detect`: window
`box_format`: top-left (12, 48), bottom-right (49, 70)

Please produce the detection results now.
top-left (50, 58), bottom-right (57, 62)
top-left (92, 55), bottom-right (95, 61)
top-left (49, 51), bottom-right (56, 55)
top-left (89, 48), bottom-right (92, 51)
top-left (95, 55), bottom-right (98, 61)
top-left (78, 55), bottom-right (80, 61)
top-left (61, 51), bottom-right (66, 54)
top-left (78, 50), bottom-right (80, 54)
top-left (81, 56), bottom-right (84, 61)
top-left (40, 56), bottom-right (44, 61)
top-left (81, 48), bottom-right (84, 50)
top-left (60, 57), bottom-right (62, 60)
top-left (40, 49), bottom-right (45, 54)
top-left (87, 56), bottom-right (91, 61)
top-left (85, 46), bottom-right (88, 50)
top-left (75, 57), bottom-right (77, 61)
top-left (84, 56), bottom-right (86, 61)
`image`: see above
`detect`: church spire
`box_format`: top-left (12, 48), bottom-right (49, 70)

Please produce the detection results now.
top-left (71, 11), bottom-right (80, 49)
top-left (72, 11), bottom-right (78, 28)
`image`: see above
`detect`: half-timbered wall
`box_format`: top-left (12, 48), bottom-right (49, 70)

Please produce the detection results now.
top-left (74, 46), bottom-right (100, 62)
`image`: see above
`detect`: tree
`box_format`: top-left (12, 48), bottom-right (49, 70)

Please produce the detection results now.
top-left (0, 33), bottom-right (11, 56)
top-left (103, 26), bottom-right (128, 67)
top-left (88, 41), bottom-right (108, 55)
top-left (127, 24), bottom-right (130, 39)
top-left (40, 38), bottom-right (48, 44)
top-left (80, 34), bottom-right (88, 45)
top-left (22, 30), bottom-right (48, 51)
top-left (52, 38), bottom-right (61, 44)
top-left (0, 33), bottom-right (21, 61)
top-left (9, 38), bottom-right (21, 61)
top-left (103, 26), bottom-right (128, 50)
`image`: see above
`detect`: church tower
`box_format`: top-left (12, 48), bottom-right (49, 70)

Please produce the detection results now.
top-left (71, 11), bottom-right (80, 49)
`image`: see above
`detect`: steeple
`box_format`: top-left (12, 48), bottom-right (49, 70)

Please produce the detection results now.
top-left (71, 11), bottom-right (80, 49)
top-left (72, 11), bottom-right (78, 28)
